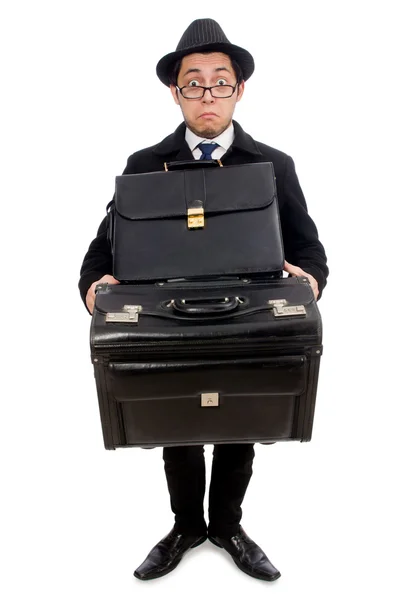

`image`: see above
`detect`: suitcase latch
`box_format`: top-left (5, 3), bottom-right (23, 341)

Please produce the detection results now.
top-left (201, 393), bottom-right (219, 407)
top-left (187, 207), bottom-right (204, 229)
top-left (269, 299), bottom-right (306, 318)
top-left (105, 304), bottom-right (142, 324)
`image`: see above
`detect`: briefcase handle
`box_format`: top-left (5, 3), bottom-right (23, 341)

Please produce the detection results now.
top-left (164, 159), bottom-right (223, 171)
top-left (170, 296), bottom-right (241, 316)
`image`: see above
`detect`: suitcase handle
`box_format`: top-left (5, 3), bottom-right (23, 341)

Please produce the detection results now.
top-left (170, 296), bottom-right (241, 316)
top-left (164, 159), bottom-right (222, 171)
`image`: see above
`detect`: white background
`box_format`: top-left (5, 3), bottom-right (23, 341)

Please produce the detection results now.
top-left (1, 1), bottom-right (396, 598)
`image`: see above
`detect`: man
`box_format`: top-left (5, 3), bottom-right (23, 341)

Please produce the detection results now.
top-left (79, 18), bottom-right (328, 582)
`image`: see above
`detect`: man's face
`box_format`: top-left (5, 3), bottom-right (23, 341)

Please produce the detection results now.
top-left (170, 52), bottom-right (244, 139)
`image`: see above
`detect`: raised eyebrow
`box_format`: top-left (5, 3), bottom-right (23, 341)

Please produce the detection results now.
top-left (181, 66), bottom-right (232, 78)
top-left (182, 68), bottom-right (201, 77)
top-left (214, 67), bottom-right (232, 74)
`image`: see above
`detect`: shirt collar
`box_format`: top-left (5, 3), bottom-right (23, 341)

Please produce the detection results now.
top-left (153, 120), bottom-right (262, 157)
top-left (185, 122), bottom-right (235, 152)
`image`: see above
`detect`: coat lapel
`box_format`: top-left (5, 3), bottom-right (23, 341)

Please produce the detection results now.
top-left (153, 122), bottom-right (193, 162)
top-left (174, 143), bottom-right (195, 161)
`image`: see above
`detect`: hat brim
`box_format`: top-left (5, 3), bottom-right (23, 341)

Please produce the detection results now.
top-left (156, 42), bottom-right (255, 87)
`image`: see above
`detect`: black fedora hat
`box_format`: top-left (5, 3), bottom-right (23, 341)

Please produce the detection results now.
top-left (156, 18), bottom-right (255, 87)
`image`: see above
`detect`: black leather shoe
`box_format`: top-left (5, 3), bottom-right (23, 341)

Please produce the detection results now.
top-left (209, 526), bottom-right (281, 581)
top-left (134, 528), bottom-right (207, 580)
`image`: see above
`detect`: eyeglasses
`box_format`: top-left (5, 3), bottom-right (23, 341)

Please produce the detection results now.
top-left (176, 84), bottom-right (238, 99)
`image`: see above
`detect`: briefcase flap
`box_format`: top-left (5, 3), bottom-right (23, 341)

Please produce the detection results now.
top-left (115, 162), bottom-right (275, 221)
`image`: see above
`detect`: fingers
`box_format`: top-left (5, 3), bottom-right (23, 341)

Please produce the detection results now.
top-left (309, 276), bottom-right (319, 300)
top-left (86, 280), bottom-right (98, 314)
top-left (283, 260), bottom-right (304, 276)
top-left (283, 261), bottom-right (319, 300)
top-left (98, 274), bottom-right (120, 285)
top-left (304, 273), bottom-right (319, 300)
top-left (86, 287), bottom-right (95, 315)
top-left (85, 274), bottom-right (120, 314)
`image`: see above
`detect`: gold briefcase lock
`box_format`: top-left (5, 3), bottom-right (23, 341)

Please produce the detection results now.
top-left (187, 207), bottom-right (204, 229)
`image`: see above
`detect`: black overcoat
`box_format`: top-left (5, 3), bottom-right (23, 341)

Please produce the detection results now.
top-left (78, 120), bottom-right (329, 304)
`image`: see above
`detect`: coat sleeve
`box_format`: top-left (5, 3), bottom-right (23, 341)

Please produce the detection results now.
top-left (78, 156), bottom-right (135, 310)
top-left (78, 216), bottom-right (112, 309)
top-left (279, 155), bottom-right (329, 300)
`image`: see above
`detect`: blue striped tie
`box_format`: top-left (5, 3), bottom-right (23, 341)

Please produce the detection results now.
top-left (197, 142), bottom-right (219, 160)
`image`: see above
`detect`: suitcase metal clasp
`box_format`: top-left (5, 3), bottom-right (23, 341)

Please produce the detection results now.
top-left (187, 207), bottom-right (204, 229)
top-left (105, 304), bottom-right (142, 324)
top-left (201, 393), bottom-right (219, 407)
top-left (269, 299), bottom-right (306, 318)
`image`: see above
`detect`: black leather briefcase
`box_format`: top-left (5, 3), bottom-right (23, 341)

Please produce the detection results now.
top-left (107, 161), bottom-right (284, 282)
top-left (90, 276), bottom-right (322, 449)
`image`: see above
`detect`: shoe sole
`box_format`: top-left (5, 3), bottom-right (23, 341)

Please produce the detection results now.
top-left (208, 536), bottom-right (281, 582)
top-left (133, 536), bottom-right (207, 581)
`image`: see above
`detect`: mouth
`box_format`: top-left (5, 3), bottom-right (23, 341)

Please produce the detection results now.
top-left (199, 112), bottom-right (218, 118)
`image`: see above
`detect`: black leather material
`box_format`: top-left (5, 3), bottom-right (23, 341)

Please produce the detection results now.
top-left (166, 159), bottom-right (220, 170)
top-left (108, 162), bottom-right (284, 282)
top-left (209, 526), bottom-right (281, 581)
top-left (170, 296), bottom-right (241, 316)
top-left (133, 528), bottom-right (207, 580)
top-left (91, 276), bottom-right (322, 449)
top-left (93, 277), bottom-right (318, 343)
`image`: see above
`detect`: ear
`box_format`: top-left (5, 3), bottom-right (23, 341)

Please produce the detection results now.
top-left (170, 85), bottom-right (180, 106)
top-left (236, 81), bottom-right (245, 103)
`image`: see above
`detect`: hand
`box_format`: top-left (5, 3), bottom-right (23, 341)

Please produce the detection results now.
top-left (86, 274), bottom-right (120, 314)
top-left (283, 260), bottom-right (319, 300)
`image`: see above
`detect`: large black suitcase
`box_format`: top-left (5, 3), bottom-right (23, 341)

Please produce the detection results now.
top-left (90, 276), bottom-right (322, 449)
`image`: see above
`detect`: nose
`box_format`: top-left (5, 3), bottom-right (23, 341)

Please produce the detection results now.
top-left (201, 88), bottom-right (214, 103)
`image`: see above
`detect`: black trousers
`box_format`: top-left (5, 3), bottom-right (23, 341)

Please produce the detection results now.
top-left (163, 443), bottom-right (255, 538)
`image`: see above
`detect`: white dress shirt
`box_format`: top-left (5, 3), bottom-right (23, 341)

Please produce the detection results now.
top-left (185, 123), bottom-right (235, 160)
